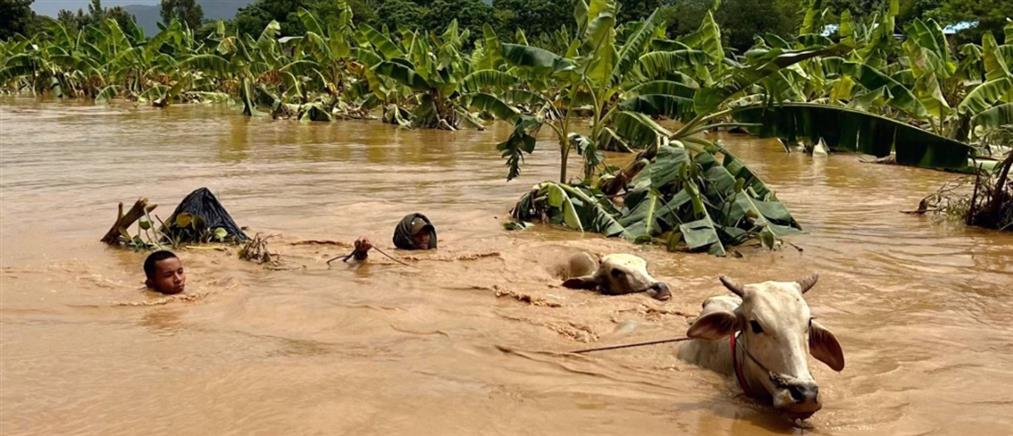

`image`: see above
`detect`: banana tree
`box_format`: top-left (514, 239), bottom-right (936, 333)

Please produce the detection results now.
top-left (511, 138), bottom-right (802, 256)
top-left (355, 21), bottom-right (518, 130)
top-left (269, 4), bottom-right (371, 120)
top-left (0, 19), bottom-right (108, 98)
top-left (185, 19), bottom-right (335, 120)
top-left (504, 3), bottom-right (840, 255)
top-left (790, 2), bottom-right (1008, 142)
top-left (497, 0), bottom-right (682, 183)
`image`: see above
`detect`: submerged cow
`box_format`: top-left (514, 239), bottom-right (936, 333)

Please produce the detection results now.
top-left (561, 253), bottom-right (672, 301)
top-left (677, 273), bottom-right (845, 419)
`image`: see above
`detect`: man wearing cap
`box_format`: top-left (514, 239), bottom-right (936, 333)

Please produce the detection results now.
top-left (393, 213), bottom-right (438, 250)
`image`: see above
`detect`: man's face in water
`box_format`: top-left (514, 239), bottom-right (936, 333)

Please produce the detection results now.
top-left (412, 231), bottom-right (431, 249)
top-left (147, 257), bottom-right (186, 294)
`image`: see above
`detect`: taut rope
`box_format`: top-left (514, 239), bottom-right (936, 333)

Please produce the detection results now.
top-left (570, 336), bottom-right (692, 354)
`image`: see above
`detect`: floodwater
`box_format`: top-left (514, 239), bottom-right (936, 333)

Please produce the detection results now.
top-left (1, 99), bottom-right (1011, 435)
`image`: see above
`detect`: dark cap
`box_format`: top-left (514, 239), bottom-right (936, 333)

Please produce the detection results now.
top-left (394, 213), bottom-right (437, 250)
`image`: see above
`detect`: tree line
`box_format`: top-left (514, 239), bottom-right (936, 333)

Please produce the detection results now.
top-left (3, 0), bottom-right (1010, 51)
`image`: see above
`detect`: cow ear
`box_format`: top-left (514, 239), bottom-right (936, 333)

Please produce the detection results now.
top-left (562, 275), bottom-right (599, 290)
top-left (810, 321), bottom-right (845, 371)
top-left (687, 311), bottom-right (739, 340)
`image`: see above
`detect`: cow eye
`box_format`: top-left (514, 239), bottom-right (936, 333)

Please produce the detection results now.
top-left (610, 268), bottom-right (625, 279)
top-left (750, 320), bottom-right (764, 334)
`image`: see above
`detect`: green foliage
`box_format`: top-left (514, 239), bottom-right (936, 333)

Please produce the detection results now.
top-left (496, 2), bottom-right (822, 255)
top-left (373, 0), bottom-right (427, 32)
top-left (512, 141), bottom-right (802, 255)
top-left (160, 0), bottom-right (204, 30)
top-left (234, 0), bottom-right (307, 36)
top-left (713, 0), bottom-right (801, 51)
top-left (0, 0), bottom-right (37, 40)
top-left (925, 0), bottom-right (1013, 44)
top-left (56, 0), bottom-right (139, 34)
top-left (5, 0), bottom-right (1011, 254)
top-left (502, 0), bottom-right (1010, 254)
top-left (734, 103), bottom-right (973, 169)
top-left (423, 0), bottom-right (496, 43)
top-left (493, 0), bottom-right (576, 41)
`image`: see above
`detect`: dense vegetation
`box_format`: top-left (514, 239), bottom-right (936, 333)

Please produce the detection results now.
top-left (5, 0), bottom-right (1012, 49)
top-left (1, 0), bottom-right (1010, 252)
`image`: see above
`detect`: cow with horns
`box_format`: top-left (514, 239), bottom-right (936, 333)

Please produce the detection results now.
top-left (678, 273), bottom-right (845, 419)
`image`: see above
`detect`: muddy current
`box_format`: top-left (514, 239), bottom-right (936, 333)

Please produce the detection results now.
top-left (1, 100), bottom-right (1011, 435)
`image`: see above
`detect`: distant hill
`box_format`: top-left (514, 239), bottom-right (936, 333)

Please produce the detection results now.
top-left (34, 0), bottom-right (254, 36)
top-left (41, 0), bottom-right (500, 36)
top-left (127, 1), bottom-right (253, 35)
top-left (122, 4), bottom-right (160, 34)
top-left (201, 0), bottom-right (253, 20)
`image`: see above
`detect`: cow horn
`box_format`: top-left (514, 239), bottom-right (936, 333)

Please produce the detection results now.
top-left (719, 275), bottom-right (745, 297)
top-left (796, 273), bottom-right (819, 293)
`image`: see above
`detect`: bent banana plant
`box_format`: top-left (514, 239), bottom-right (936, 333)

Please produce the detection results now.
top-left (504, 1), bottom-right (815, 255)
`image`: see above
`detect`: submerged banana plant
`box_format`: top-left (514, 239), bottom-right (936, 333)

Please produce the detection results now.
top-left (512, 139), bottom-right (801, 256)
top-left (496, 0), bottom-right (688, 183)
top-left (503, 0), bottom-right (1012, 254)
top-left (502, 1), bottom-right (822, 255)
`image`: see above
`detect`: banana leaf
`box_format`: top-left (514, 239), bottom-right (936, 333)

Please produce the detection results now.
top-left (651, 39), bottom-right (692, 51)
top-left (679, 11), bottom-right (723, 66)
top-left (581, 0), bottom-right (617, 85)
top-left (839, 61), bottom-right (928, 118)
top-left (619, 94), bottom-right (694, 120)
top-left (544, 183), bottom-right (584, 231)
top-left (180, 54), bottom-right (231, 76)
top-left (477, 25), bottom-right (504, 70)
top-left (733, 103), bottom-right (973, 169)
top-left (635, 50), bottom-right (709, 80)
top-left (957, 77), bottom-right (1013, 115)
top-left (467, 93), bottom-right (520, 121)
top-left (612, 110), bottom-right (671, 147)
top-left (501, 43), bottom-right (575, 73)
top-left (511, 181), bottom-right (630, 237)
top-left (971, 103), bottom-right (1013, 131)
top-left (626, 79), bottom-right (697, 96)
top-left (585, 0), bottom-right (615, 25)
top-left (461, 69), bottom-right (518, 93)
top-left (498, 115), bottom-right (542, 180)
top-left (619, 188), bottom-right (663, 242)
top-left (360, 25), bottom-right (403, 59)
top-left (0, 54), bottom-right (37, 83)
top-left (611, 9), bottom-right (664, 85)
top-left (982, 32), bottom-right (1010, 82)
top-left (501, 89), bottom-right (550, 107)
top-left (693, 45), bottom-right (850, 116)
top-left (374, 61), bottom-right (431, 91)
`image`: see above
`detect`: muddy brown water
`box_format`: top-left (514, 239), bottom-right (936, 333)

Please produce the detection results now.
top-left (1, 99), bottom-right (1011, 435)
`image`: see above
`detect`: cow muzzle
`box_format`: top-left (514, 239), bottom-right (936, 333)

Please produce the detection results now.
top-left (645, 282), bottom-right (671, 301)
top-left (770, 375), bottom-right (821, 418)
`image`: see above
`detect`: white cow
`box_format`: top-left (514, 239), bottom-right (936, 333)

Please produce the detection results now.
top-left (678, 274), bottom-right (844, 419)
top-left (561, 253), bottom-right (672, 301)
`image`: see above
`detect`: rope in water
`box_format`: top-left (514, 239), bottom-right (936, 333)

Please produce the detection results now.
top-left (570, 336), bottom-right (692, 354)
top-left (325, 245), bottom-right (411, 267)
top-left (372, 246), bottom-right (411, 266)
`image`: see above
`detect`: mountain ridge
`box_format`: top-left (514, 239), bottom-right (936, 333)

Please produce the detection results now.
top-left (34, 0), bottom-right (254, 35)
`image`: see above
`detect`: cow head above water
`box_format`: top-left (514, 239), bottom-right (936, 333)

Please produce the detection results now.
top-left (561, 253), bottom-right (671, 301)
top-left (686, 274), bottom-right (844, 419)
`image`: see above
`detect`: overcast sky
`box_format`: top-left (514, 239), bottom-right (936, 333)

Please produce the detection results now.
top-left (32, 1), bottom-right (161, 17)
